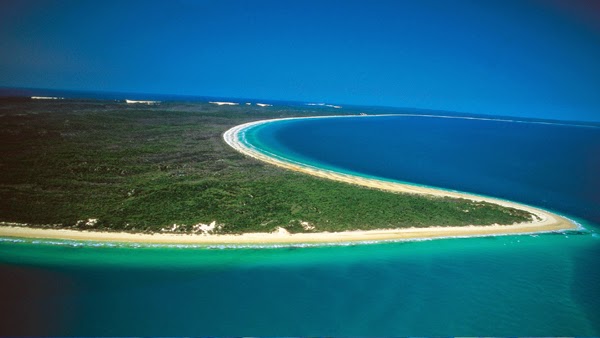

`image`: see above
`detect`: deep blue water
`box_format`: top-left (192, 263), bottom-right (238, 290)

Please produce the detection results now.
top-left (1, 111), bottom-right (599, 336)
top-left (249, 115), bottom-right (600, 224)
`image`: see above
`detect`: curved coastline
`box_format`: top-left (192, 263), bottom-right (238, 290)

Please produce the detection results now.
top-left (0, 115), bottom-right (578, 245)
top-left (223, 115), bottom-right (578, 238)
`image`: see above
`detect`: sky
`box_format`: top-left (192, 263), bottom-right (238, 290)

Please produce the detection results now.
top-left (1, 0), bottom-right (599, 122)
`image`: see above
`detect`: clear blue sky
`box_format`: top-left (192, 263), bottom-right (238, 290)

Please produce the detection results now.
top-left (1, 0), bottom-right (599, 121)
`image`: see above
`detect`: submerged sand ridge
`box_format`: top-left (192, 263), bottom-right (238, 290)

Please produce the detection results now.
top-left (0, 115), bottom-right (577, 245)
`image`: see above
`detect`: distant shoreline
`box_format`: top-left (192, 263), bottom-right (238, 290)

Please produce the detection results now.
top-left (0, 115), bottom-right (578, 245)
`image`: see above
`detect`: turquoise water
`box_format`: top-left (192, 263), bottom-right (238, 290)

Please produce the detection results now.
top-left (1, 228), bottom-right (599, 336)
top-left (1, 114), bottom-right (599, 335)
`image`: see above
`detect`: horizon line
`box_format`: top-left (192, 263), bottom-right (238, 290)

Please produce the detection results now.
top-left (1, 85), bottom-right (599, 126)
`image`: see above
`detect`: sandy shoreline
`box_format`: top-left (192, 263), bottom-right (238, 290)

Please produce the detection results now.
top-left (0, 115), bottom-right (578, 245)
top-left (0, 220), bottom-right (575, 245)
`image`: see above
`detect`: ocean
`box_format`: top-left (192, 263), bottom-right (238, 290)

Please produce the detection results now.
top-left (1, 107), bottom-right (599, 335)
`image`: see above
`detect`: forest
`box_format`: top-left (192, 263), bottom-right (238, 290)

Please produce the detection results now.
top-left (0, 99), bottom-right (532, 234)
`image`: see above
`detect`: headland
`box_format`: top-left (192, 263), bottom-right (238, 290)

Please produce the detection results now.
top-left (221, 116), bottom-right (577, 241)
top-left (0, 114), bottom-right (577, 245)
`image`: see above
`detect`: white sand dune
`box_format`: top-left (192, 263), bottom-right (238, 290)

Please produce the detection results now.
top-left (209, 101), bottom-right (239, 106)
top-left (31, 96), bottom-right (64, 100)
top-left (125, 99), bottom-right (160, 105)
top-left (306, 103), bottom-right (341, 109)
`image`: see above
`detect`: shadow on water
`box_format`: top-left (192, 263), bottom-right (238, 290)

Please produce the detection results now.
top-left (571, 227), bottom-right (600, 334)
top-left (0, 264), bottom-right (77, 335)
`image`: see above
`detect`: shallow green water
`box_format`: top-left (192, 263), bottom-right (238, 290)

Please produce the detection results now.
top-left (1, 220), bottom-right (598, 335)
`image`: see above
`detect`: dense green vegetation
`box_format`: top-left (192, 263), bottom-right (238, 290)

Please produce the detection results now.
top-left (0, 99), bottom-right (533, 234)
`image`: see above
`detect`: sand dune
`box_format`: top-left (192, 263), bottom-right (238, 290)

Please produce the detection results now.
top-left (209, 101), bottom-right (239, 106)
top-left (31, 96), bottom-right (64, 100)
top-left (125, 99), bottom-right (160, 105)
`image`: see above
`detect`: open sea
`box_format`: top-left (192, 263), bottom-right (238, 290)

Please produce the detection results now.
top-left (1, 103), bottom-right (599, 335)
